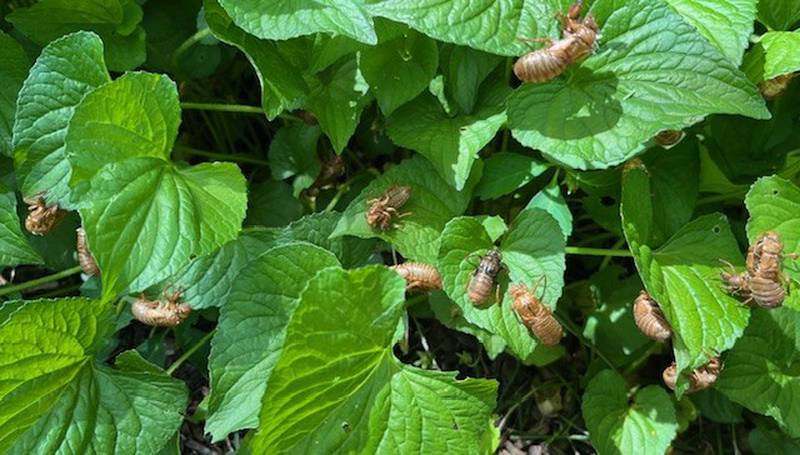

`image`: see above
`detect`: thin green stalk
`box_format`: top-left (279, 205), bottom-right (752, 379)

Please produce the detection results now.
top-left (599, 237), bottom-right (626, 270)
top-left (565, 246), bottom-right (632, 257)
top-left (558, 315), bottom-right (619, 374)
top-left (0, 265), bottom-right (83, 297)
top-left (171, 28), bottom-right (213, 67)
top-left (166, 329), bottom-right (216, 375)
top-left (180, 102), bottom-right (264, 115)
top-left (174, 145), bottom-right (269, 166)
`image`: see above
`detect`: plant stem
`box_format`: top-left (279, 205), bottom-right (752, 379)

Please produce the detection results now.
top-left (565, 246), bottom-right (632, 257)
top-left (166, 329), bottom-right (216, 375)
top-left (0, 265), bottom-right (83, 298)
top-left (180, 102), bottom-right (264, 115)
top-left (174, 145), bottom-right (269, 166)
top-left (172, 28), bottom-right (213, 66)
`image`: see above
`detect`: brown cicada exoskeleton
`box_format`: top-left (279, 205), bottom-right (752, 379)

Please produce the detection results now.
top-left (366, 184), bottom-right (412, 231)
top-left (654, 129), bottom-right (685, 148)
top-left (759, 73), bottom-right (795, 99)
top-left (632, 291), bottom-right (672, 342)
top-left (513, 1), bottom-right (599, 83)
top-left (721, 230), bottom-right (794, 309)
top-left (76, 227), bottom-right (100, 276)
top-left (467, 248), bottom-right (503, 305)
top-left (23, 194), bottom-right (66, 235)
top-left (510, 281), bottom-right (563, 346)
top-left (131, 289), bottom-right (191, 327)
top-left (390, 262), bottom-right (442, 293)
top-left (662, 357), bottom-right (722, 394)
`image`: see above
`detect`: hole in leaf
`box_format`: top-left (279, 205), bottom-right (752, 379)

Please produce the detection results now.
top-left (600, 196), bottom-right (616, 207)
top-left (712, 225), bottom-right (721, 234)
top-left (341, 422), bottom-right (351, 433)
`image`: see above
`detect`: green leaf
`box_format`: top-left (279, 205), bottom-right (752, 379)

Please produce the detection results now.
top-left (12, 31), bottom-right (110, 207)
top-left (387, 79), bottom-right (508, 190)
top-left (6, 0), bottom-right (145, 71)
top-left (0, 32), bottom-right (29, 158)
top-left (745, 175), bottom-right (800, 282)
top-left (206, 243), bottom-right (340, 441)
top-left (218, 0), bottom-right (377, 44)
top-left (582, 369), bottom-right (678, 455)
top-left (439, 45), bottom-right (503, 115)
top-left (507, 0), bottom-right (769, 170)
top-left (249, 266), bottom-right (497, 453)
top-left (663, 0), bottom-right (757, 65)
top-left (332, 155), bottom-right (474, 263)
top-left (245, 179), bottom-right (304, 227)
top-left (474, 152), bottom-right (549, 200)
top-left (717, 308), bottom-right (800, 437)
top-left (278, 212), bottom-right (377, 268)
top-left (66, 72), bottom-right (181, 186)
top-left (438, 209), bottom-right (566, 360)
top-left (306, 57), bottom-right (371, 154)
top-left (749, 420), bottom-right (800, 454)
top-left (0, 184), bottom-right (42, 267)
top-left (268, 123), bottom-right (321, 197)
top-left (204, 0), bottom-right (309, 119)
top-left (80, 158), bottom-right (247, 298)
top-left (691, 389), bottom-right (743, 424)
top-left (167, 228), bottom-right (281, 310)
top-left (361, 26), bottom-right (438, 116)
top-left (757, 0), bottom-right (800, 30)
top-left (0, 298), bottom-right (187, 453)
top-left (525, 182), bottom-right (573, 239)
top-left (743, 31), bottom-right (800, 83)
top-left (582, 266), bottom-right (650, 368)
top-left (622, 165), bottom-right (749, 390)
top-left (368, 0), bottom-right (568, 57)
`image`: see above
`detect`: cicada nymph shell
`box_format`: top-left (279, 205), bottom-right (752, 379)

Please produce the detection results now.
top-left (468, 248), bottom-right (503, 305)
top-left (311, 154), bottom-right (345, 191)
top-left (510, 282), bottom-right (563, 345)
top-left (663, 358), bottom-right (721, 394)
top-left (654, 129), bottom-right (685, 148)
top-left (513, 1), bottom-right (599, 83)
top-left (759, 73), bottom-right (795, 99)
top-left (749, 231), bottom-right (784, 281)
top-left (76, 227), bottom-right (100, 276)
top-left (131, 289), bottom-right (191, 327)
top-left (23, 194), bottom-right (66, 235)
top-left (366, 184), bottom-right (412, 230)
top-left (722, 231), bottom-right (792, 309)
top-left (390, 262), bottom-right (442, 293)
top-left (632, 291), bottom-right (672, 342)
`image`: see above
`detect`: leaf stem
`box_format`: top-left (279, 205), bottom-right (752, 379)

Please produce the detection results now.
top-left (166, 328), bottom-right (216, 375)
top-left (0, 265), bottom-right (83, 298)
top-left (173, 145), bottom-right (269, 165)
top-left (171, 28), bottom-right (213, 67)
top-left (180, 102), bottom-right (264, 115)
top-left (564, 246), bottom-right (631, 257)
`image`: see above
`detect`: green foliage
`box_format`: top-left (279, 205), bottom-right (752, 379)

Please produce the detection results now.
top-left (1, 1), bottom-right (799, 452)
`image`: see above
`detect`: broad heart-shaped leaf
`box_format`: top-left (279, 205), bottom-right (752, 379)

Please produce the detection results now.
top-left (743, 31), bottom-right (800, 83)
top-left (525, 181), bottom-right (573, 239)
top-left (361, 26), bottom-right (438, 116)
top-left (757, 0), bottom-right (800, 31)
top-left (663, 0), bottom-right (757, 65)
top-left (66, 72), bottom-right (181, 186)
top-left (13, 31), bottom-right (110, 208)
top-left (245, 179), bottom-right (304, 227)
top-left (80, 158), bottom-right (247, 298)
top-left (745, 176), bottom-right (800, 282)
top-left (218, 0), bottom-right (377, 44)
top-left (474, 152), bottom-right (549, 200)
top-left (306, 57), bottom-right (371, 154)
top-left (387, 78), bottom-right (509, 190)
top-left (0, 184), bottom-right (42, 267)
top-left (6, 0), bottom-right (145, 71)
top-left (204, 0), bottom-right (309, 119)
top-left (438, 209), bottom-right (566, 361)
top-left (0, 32), bottom-right (29, 158)
top-left (206, 243), bottom-right (340, 441)
top-left (582, 370), bottom-right (678, 455)
top-left (166, 228), bottom-right (282, 310)
top-left (277, 212), bottom-right (378, 269)
top-left (507, 0), bottom-right (769, 170)
top-left (332, 155), bottom-right (474, 263)
top-left (368, 0), bottom-right (569, 57)
top-left (0, 298), bottom-right (187, 453)
top-left (621, 164), bottom-right (749, 392)
top-left (440, 45), bottom-right (503, 116)
top-left (268, 123), bottom-right (321, 197)
top-left (717, 308), bottom-right (800, 437)
top-left (249, 266), bottom-right (498, 454)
